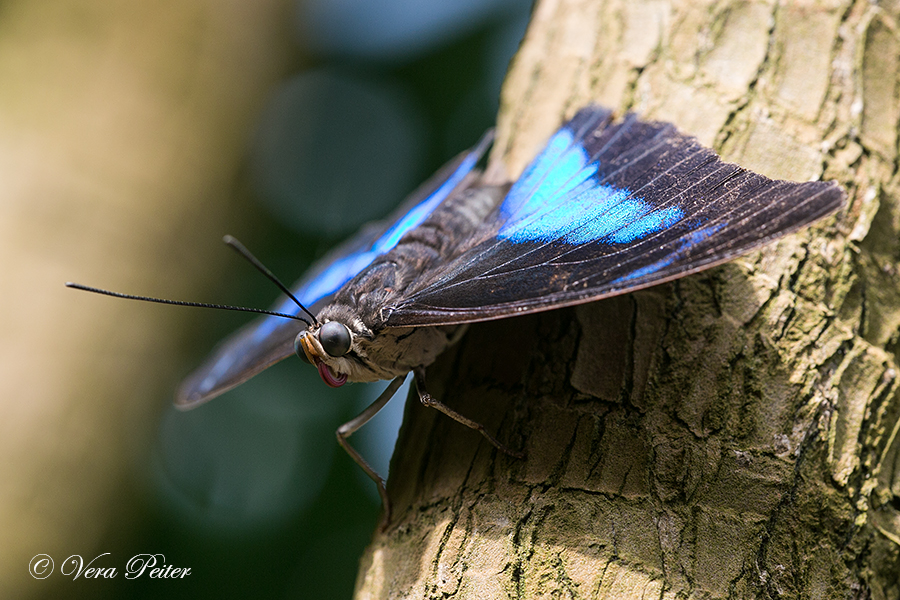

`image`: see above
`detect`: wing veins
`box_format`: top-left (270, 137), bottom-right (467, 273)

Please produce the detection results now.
top-left (572, 181), bottom-right (833, 288)
top-left (415, 157), bottom-right (790, 291)
top-left (462, 126), bottom-right (681, 279)
top-left (404, 127), bottom-right (709, 299)
top-left (471, 141), bottom-right (710, 276)
top-left (546, 159), bottom-right (730, 267)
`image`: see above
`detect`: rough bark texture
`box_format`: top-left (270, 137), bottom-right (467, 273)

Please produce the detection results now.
top-left (355, 1), bottom-right (900, 598)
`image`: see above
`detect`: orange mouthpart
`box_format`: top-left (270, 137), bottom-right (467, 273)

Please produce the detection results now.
top-left (299, 331), bottom-right (347, 388)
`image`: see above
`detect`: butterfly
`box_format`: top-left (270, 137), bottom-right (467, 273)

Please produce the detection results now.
top-left (69, 105), bottom-right (845, 525)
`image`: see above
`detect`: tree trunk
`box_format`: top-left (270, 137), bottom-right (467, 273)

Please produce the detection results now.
top-left (355, 1), bottom-right (900, 598)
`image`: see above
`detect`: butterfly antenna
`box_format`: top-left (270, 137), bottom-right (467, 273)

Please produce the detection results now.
top-left (65, 283), bottom-right (312, 324)
top-left (222, 235), bottom-right (319, 325)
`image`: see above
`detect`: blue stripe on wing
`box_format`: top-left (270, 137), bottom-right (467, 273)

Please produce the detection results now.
top-left (498, 121), bottom-right (685, 247)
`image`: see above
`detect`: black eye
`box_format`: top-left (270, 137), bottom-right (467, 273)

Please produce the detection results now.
top-left (319, 321), bottom-right (351, 357)
top-left (294, 332), bottom-right (311, 364)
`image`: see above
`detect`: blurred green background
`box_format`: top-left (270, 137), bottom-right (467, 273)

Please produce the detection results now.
top-left (1, 0), bottom-right (531, 598)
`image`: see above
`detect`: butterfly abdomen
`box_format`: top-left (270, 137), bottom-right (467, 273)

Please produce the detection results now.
top-left (393, 185), bottom-right (506, 268)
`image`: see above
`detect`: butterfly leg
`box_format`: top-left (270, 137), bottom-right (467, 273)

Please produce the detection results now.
top-left (336, 374), bottom-right (407, 530)
top-left (413, 367), bottom-right (525, 460)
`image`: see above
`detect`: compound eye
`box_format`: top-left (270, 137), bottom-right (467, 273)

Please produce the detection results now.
top-left (293, 332), bottom-right (311, 364)
top-left (319, 321), bottom-right (351, 357)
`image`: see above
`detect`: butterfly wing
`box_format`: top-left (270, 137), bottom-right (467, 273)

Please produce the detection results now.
top-left (176, 131), bottom-right (493, 407)
top-left (382, 106), bottom-right (845, 327)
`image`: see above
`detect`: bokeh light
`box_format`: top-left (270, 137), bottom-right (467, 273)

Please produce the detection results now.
top-left (250, 70), bottom-right (424, 237)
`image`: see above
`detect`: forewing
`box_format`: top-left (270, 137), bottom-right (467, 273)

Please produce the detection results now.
top-left (383, 106), bottom-right (845, 327)
top-left (176, 131), bottom-right (493, 407)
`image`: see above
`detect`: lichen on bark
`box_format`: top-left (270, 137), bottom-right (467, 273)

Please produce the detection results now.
top-left (354, 1), bottom-right (900, 598)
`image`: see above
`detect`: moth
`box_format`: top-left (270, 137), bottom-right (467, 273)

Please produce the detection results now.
top-left (69, 105), bottom-right (845, 525)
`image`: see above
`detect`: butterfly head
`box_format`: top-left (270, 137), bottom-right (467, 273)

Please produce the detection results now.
top-left (291, 298), bottom-right (463, 388)
top-left (293, 320), bottom-right (357, 388)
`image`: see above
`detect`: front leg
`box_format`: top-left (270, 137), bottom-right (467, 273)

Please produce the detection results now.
top-left (413, 367), bottom-right (525, 460)
top-left (336, 374), bottom-right (407, 530)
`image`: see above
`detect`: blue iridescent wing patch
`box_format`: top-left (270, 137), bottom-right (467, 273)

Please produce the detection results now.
top-left (176, 132), bottom-right (493, 406)
top-left (381, 106), bottom-right (844, 326)
top-left (497, 111), bottom-right (684, 245)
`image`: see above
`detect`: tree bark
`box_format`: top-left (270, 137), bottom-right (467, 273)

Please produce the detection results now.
top-left (355, 1), bottom-right (900, 598)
